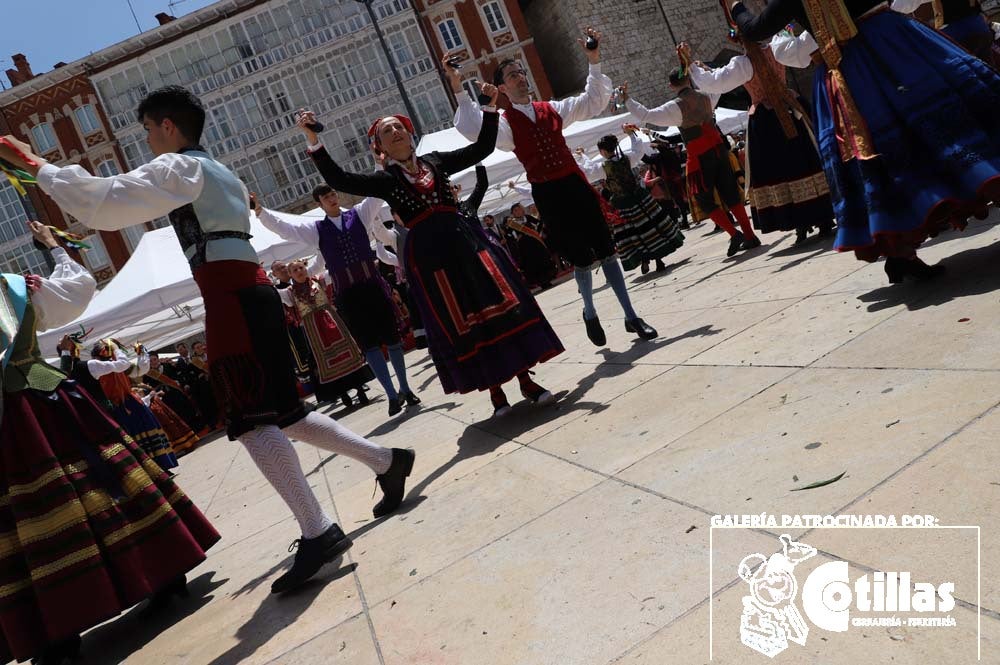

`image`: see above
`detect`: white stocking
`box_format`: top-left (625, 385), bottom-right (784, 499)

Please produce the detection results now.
top-left (238, 425), bottom-right (334, 539)
top-left (283, 411), bottom-right (392, 475)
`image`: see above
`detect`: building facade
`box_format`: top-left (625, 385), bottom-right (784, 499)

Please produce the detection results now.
top-left (0, 56), bottom-right (136, 282)
top-left (91, 0), bottom-right (455, 214)
top-left (413, 0), bottom-right (552, 104)
top-left (521, 0), bottom-right (733, 110)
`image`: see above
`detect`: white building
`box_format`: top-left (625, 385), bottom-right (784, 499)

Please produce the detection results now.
top-left (92, 0), bottom-right (454, 213)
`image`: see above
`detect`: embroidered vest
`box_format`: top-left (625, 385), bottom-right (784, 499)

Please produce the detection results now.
top-left (169, 148), bottom-right (258, 270)
top-left (677, 89), bottom-right (717, 143)
top-left (506, 102), bottom-right (580, 184)
top-left (317, 210), bottom-right (378, 295)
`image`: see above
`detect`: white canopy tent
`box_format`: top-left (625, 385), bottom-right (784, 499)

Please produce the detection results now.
top-left (38, 210), bottom-right (322, 356)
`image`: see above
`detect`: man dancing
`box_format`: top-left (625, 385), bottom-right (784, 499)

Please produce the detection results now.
top-left (254, 187), bottom-right (420, 417)
top-left (623, 70), bottom-right (762, 257)
top-left (0, 86), bottom-right (414, 595)
top-left (451, 29), bottom-right (658, 347)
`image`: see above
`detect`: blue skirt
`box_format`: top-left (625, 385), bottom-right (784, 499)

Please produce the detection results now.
top-left (813, 10), bottom-right (1000, 261)
top-left (112, 394), bottom-right (178, 470)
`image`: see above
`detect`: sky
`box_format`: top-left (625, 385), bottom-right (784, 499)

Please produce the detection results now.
top-left (1, 0), bottom-right (221, 84)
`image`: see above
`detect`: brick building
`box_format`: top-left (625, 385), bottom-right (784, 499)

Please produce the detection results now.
top-left (413, 0), bottom-right (552, 104)
top-left (0, 55), bottom-right (135, 282)
top-left (520, 0), bottom-right (737, 110)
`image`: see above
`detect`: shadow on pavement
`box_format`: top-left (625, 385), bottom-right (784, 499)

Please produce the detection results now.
top-left (81, 571), bottom-right (228, 663)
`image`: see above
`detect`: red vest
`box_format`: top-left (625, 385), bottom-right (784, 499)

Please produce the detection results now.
top-left (506, 102), bottom-right (580, 184)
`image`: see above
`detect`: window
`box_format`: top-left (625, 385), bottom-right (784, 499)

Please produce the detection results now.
top-left (436, 19), bottom-right (462, 50)
top-left (74, 105), bottom-right (102, 135)
top-left (0, 241), bottom-right (48, 276)
top-left (31, 123), bottom-right (58, 153)
top-left (482, 2), bottom-right (508, 33)
top-left (462, 79), bottom-right (481, 102)
top-left (83, 232), bottom-right (111, 271)
top-left (123, 223), bottom-right (146, 252)
top-left (0, 179), bottom-right (30, 245)
top-left (96, 160), bottom-right (119, 178)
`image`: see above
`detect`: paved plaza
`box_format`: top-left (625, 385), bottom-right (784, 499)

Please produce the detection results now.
top-left (89, 214), bottom-right (1000, 664)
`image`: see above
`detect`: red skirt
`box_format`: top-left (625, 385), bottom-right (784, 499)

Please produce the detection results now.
top-left (193, 260), bottom-right (307, 439)
top-left (0, 382), bottom-right (220, 662)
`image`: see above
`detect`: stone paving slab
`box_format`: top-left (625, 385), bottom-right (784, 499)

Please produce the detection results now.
top-left (86, 214), bottom-right (1000, 665)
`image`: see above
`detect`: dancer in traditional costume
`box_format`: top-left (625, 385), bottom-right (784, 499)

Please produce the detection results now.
top-left (254, 187), bottom-right (419, 418)
top-left (0, 86), bottom-right (414, 594)
top-left (683, 33), bottom-right (835, 245)
top-left (732, 0), bottom-right (1000, 282)
top-left (74, 339), bottom-right (179, 473)
top-left (623, 70), bottom-right (763, 258)
top-left (270, 260), bottom-right (315, 384)
top-left (136, 385), bottom-right (200, 455)
top-left (0, 222), bottom-right (219, 665)
top-left (279, 259), bottom-right (374, 409)
top-left (641, 141), bottom-right (690, 230)
top-left (298, 82), bottom-right (564, 418)
top-left (173, 341), bottom-right (219, 431)
top-left (143, 351), bottom-right (204, 434)
top-left (504, 201), bottom-right (558, 289)
top-left (451, 33), bottom-right (658, 347)
top-left (893, 0), bottom-right (998, 66)
top-left (575, 125), bottom-right (686, 273)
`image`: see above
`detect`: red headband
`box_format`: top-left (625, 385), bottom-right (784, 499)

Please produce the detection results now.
top-left (367, 115), bottom-right (415, 142)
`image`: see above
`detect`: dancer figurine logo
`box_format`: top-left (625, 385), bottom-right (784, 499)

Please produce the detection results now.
top-left (736, 534), bottom-right (958, 659)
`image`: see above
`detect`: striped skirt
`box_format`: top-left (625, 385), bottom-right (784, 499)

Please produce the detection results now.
top-left (609, 190), bottom-right (685, 271)
top-left (0, 381), bottom-right (219, 662)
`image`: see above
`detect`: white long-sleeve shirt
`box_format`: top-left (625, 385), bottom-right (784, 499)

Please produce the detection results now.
top-left (255, 201), bottom-right (396, 254)
top-left (688, 56), bottom-right (755, 95)
top-left (453, 63), bottom-right (613, 152)
top-left (574, 133), bottom-right (655, 183)
top-left (36, 154), bottom-right (205, 231)
top-left (32, 247), bottom-right (98, 332)
top-left (891, 0), bottom-right (929, 13)
top-left (625, 87), bottom-right (723, 128)
top-left (769, 31), bottom-right (819, 69)
top-left (87, 347), bottom-right (149, 380)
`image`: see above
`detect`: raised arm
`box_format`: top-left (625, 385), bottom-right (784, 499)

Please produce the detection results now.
top-left (626, 97), bottom-right (684, 128)
top-left (731, 0), bottom-right (806, 43)
top-left (307, 145), bottom-right (396, 199)
top-left (465, 164), bottom-right (489, 215)
top-left (769, 31), bottom-right (818, 69)
top-left (255, 205), bottom-right (320, 247)
top-left (435, 110), bottom-right (500, 176)
top-left (550, 64), bottom-right (614, 127)
top-left (28, 221), bottom-right (98, 331)
top-left (574, 150), bottom-right (607, 183)
top-left (455, 96), bottom-right (516, 152)
top-left (689, 56), bottom-right (754, 95)
top-left (35, 153), bottom-right (204, 231)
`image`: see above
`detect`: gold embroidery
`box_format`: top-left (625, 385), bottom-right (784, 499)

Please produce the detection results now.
top-left (15, 500), bottom-right (88, 545)
top-left (750, 173), bottom-right (831, 210)
top-left (102, 501), bottom-right (175, 548)
top-left (28, 545), bottom-right (101, 583)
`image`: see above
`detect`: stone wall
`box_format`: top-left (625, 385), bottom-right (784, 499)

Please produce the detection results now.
top-left (522, 0), bottom-right (733, 108)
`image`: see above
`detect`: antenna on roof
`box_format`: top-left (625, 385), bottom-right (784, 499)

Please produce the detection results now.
top-left (168, 0), bottom-right (190, 13)
top-left (125, 0), bottom-right (144, 33)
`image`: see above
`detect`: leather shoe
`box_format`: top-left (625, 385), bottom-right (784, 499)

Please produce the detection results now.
top-left (624, 318), bottom-right (658, 340)
top-left (387, 397), bottom-right (402, 417)
top-left (727, 231), bottom-right (745, 257)
top-left (400, 390), bottom-right (421, 407)
top-left (584, 312), bottom-right (606, 346)
top-left (373, 448), bottom-right (415, 518)
top-left (271, 524), bottom-right (353, 594)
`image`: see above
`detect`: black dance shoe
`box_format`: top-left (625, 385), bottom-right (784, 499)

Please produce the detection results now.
top-left (271, 524), bottom-right (353, 594)
top-left (727, 231), bottom-right (745, 257)
top-left (584, 312), bottom-right (606, 346)
top-left (387, 397), bottom-right (403, 417)
top-left (373, 448), bottom-right (416, 518)
top-left (641, 260), bottom-right (650, 275)
top-left (816, 224), bottom-right (835, 238)
top-left (414, 335), bottom-right (428, 350)
top-left (794, 228), bottom-right (809, 246)
top-left (741, 235), bottom-right (762, 251)
top-left (356, 387), bottom-right (370, 405)
top-left (340, 393), bottom-right (353, 409)
top-left (624, 318), bottom-right (658, 340)
top-left (144, 574), bottom-right (189, 613)
top-left (655, 259), bottom-right (667, 272)
top-left (520, 379), bottom-right (556, 406)
top-left (884, 257), bottom-right (946, 284)
top-left (400, 390), bottom-right (421, 407)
